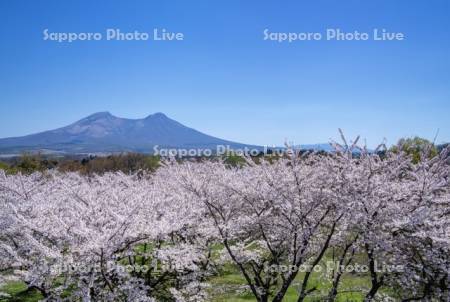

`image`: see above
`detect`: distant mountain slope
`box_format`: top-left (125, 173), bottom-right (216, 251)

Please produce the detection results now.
top-left (0, 112), bottom-right (258, 154)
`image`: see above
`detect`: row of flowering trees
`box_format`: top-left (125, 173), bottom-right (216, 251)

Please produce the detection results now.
top-left (0, 140), bottom-right (449, 301)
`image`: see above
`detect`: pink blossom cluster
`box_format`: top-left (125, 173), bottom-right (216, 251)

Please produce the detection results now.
top-left (1, 140), bottom-right (449, 301)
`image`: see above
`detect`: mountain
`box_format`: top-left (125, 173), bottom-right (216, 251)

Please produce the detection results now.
top-left (0, 112), bottom-right (259, 155)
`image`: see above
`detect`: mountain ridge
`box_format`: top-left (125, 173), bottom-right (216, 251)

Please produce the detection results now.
top-left (0, 112), bottom-right (258, 155)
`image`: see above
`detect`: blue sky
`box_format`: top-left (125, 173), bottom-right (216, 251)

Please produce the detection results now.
top-left (0, 0), bottom-right (449, 147)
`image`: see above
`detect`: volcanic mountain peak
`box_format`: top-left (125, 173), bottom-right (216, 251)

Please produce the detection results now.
top-left (0, 112), bottom-right (254, 154)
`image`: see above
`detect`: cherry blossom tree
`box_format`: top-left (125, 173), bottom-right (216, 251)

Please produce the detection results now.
top-left (0, 136), bottom-right (448, 301)
top-left (166, 136), bottom-right (449, 301)
top-left (0, 171), bottom-right (213, 301)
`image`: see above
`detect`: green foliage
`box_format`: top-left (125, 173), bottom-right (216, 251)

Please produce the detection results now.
top-left (0, 282), bottom-right (42, 302)
top-left (1, 154), bottom-right (57, 174)
top-left (390, 137), bottom-right (438, 164)
top-left (1, 153), bottom-right (161, 175)
top-left (16, 155), bottom-right (43, 174)
top-left (16, 154), bottom-right (58, 174)
top-left (222, 153), bottom-right (246, 167)
top-left (144, 154), bottom-right (161, 171)
top-left (0, 161), bottom-right (14, 173)
top-left (58, 153), bottom-right (160, 174)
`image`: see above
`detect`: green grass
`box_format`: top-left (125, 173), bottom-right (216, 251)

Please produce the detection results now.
top-left (208, 265), bottom-right (370, 302)
top-left (0, 252), bottom-right (392, 302)
top-left (0, 282), bottom-right (42, 302)
top-left (0, 272), bottom-right (383, 302)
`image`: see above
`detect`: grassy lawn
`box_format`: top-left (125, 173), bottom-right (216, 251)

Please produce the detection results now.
top-left (0, 272), bottom-right (382, 302)
top-left (0, 282), bottom-right (42, 302)
top-left (1, 252), bottom-right (392, 301)
top-left (208, 266), bottom-right (370, 302)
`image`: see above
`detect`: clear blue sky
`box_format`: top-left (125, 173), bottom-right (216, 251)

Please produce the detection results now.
top-left (1, 0), bottom-right (449, 147)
